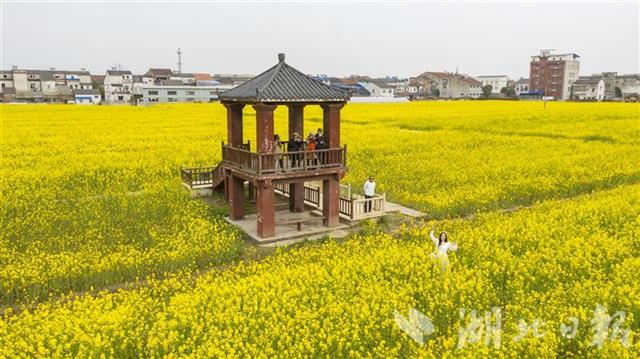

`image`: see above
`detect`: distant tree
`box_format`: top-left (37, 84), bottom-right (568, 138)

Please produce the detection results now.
top-left (481, 85), bottom-right (493, 98)
top-left (615, 86), bottom-right (623, 98)
top-left (92, 79), bottom-right (105, 99)
top-left (501, 86), bottom-right (516, 98)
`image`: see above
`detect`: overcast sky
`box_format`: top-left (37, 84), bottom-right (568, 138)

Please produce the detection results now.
top-left (2, 1), bottom-right (638, 79)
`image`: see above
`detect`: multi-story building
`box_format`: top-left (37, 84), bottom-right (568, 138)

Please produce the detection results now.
top-left (416, 72), bottom-right (481, 99)
top-left (358, 80), bottom-right (395, 97)
top-left (138, 84), bottom-right (223, 105)
top-left (515, 78), bottom-right (530, 96)
top-left (1, 67), bottom-right (92, 103)
top-left (476, 75), bottom-right (510, 94)
top-left (529, 50), bottom-right (580, 100)
top-left (571, 77), bottom-right (605, 100)
top-left (570, 72), bottom-right (637, 100)
top-left (462, 77), bottom-right (482, 98)
top-left (145, 68), bottom-right (174, 84)
top-left (104, 69), bottom-right (133, 103)
top-left (615, 74), bottom-right (640, 98)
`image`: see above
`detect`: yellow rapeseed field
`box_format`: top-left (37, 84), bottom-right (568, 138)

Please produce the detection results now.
top-left (1, 101), bottom-right (639, 357)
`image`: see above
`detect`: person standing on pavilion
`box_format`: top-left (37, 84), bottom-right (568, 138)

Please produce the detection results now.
top-left (363, 176), bottom-right (376, 212)
top-left (306, 133), bottom-right (317, 167)
top-left (274, 134), bottom-right (284, 170)
top-left (288, 132), bottom-right (304, 168)
top-left (315, 128), bottom-right (327, 164)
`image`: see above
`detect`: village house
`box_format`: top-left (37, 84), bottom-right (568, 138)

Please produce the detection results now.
top-left (476, 75), bottom-right (510, 94)
top-left (138, 84), bottom-right (223, 105)
top-left (144, 68), bottom-right (174, 84)
top-left (571, 76), bottom-right (605, 100)
top-left (104, 69), bottom-right (133, 103)
top-left (515, 78), bottom-right (530, 96)
top-left (194, 73), bottom-right (217, 86)
top-left (74, 88), bottom-right (102, 104)
top-left (358, 80), bottom-right (395, 97)
top-left (615, 74), bottom-right (640, 99)
top-left (1, 67), bottom-right (92, 103)
top-left (416, 72), bottom-right (480, 99)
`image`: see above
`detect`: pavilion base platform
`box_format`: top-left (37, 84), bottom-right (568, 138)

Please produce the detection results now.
top-left (225, 209), bottom-right (349, 245)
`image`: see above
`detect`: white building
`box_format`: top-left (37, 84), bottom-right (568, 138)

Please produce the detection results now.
top-left (74, 89), bottom-right (102, 104)
top-left (476, 75), bottom-right (510, 94)
top-left (358, 80), bottom-right (395, 97)
top-left (615, 74), bottom-right (640, 98)
top-left (571, 77), bottom-right (605, 100)
top-left (169, 73), bottom-right (196, 85)
top-left (515, 78), bottom-right (529, 96)
top-left (104, 70), bottom-right (133, 103)
top-left (1, 68), bottom-right (91, 103)
top-left (139, 85), bottom-right (224, 105)
top-left (416, 72), bottom-right (481, 99)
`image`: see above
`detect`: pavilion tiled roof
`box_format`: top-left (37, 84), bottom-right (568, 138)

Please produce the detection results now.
top-left (219, 54), bottom-right (349, 103)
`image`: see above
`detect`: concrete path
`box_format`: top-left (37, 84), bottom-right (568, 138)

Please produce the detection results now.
top-left (385, 201), bottom-right (426, 218)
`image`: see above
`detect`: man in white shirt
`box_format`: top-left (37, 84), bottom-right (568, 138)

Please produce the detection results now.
top-left (363, 176), bottom-right (376, 212)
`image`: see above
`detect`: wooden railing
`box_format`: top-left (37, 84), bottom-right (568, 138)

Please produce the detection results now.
top-left (274, 182), bottom-right (385, 221)
top-left (181, 166), bottom-right (215, 187)
top-left (339, 197), bottom-right (352, 217)
top-left (222, 144), bottom-right (346, 175)
top-left (181, 164), bottom-right (225, 189)
top-left (350, 194), bottom-right (386, 220)
top-left (304, 186), bottom-right (321, 207)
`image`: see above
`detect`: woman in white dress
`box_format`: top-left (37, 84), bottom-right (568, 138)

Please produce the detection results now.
top-left (429, 228), bottom-right (458, 272)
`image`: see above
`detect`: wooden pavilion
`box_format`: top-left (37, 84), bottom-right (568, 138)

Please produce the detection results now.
top-left (215, 53), bottom-right (350, 238)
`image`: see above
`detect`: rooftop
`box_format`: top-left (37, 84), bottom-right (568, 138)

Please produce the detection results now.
top-left (145, 68), bottom-right (174, 77)
top-left (219, 53), bottom-right (349, 103)
top-left (106, 70), bottom-right (132, 75)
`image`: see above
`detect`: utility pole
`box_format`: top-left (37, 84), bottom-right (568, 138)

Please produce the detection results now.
top-left (176, 47), bottom-right (183, 74)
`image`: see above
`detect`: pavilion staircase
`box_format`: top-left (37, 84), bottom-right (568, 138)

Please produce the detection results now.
top-left (181, 163), bottom-right (226, 191)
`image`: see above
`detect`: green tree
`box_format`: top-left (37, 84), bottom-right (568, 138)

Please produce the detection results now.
top-left (501, 86), bottom-right (516, 98)
top-left (615, 87), bottom-right (623, 98)
top-left (481, 85), bottom-right (493, 98)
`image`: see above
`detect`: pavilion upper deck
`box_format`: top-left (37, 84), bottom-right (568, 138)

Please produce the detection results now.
top-left (221, 142), bottom-right (346, 177)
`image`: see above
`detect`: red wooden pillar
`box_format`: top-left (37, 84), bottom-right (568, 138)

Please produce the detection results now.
top-left (288, 104), bottom-right (304, 140)
top-left (254, 103), bottom-right (277, 237)
top-left (228, 175), bottom-right (245, 220)
top-left (321, 103), bottom-right (344, 227)
top-left (322, 176), bottom-right (340, 227)
top-left (257, 180), bottom-right (276, 238)
top-left (322, 102), bottom-right (343, 147)
top-left (288, 104), bottom-right (305, 212)
top-left (225, 103), bottom-right (245, 220)
top-left (225, 103), bottom-right (244, 147)
top-left (255, 103), bottom-right (276, 153)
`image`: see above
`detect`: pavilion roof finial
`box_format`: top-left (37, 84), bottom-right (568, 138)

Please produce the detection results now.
top-left (278, 53), bottom-right (285, 63)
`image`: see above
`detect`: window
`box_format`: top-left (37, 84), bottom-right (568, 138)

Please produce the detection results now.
top-left (167, 91), bottom-right (177, 95)
top-left (209, 91), bottom-right (217, 95)
top-left (186, 91), bottom-right (195, 95)
top-left (168, 98), bottom-right (177, 102)
top-left (148, 90), bottom-right (158, 95)
top-left (186, 98), bottom-right (194, 102)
